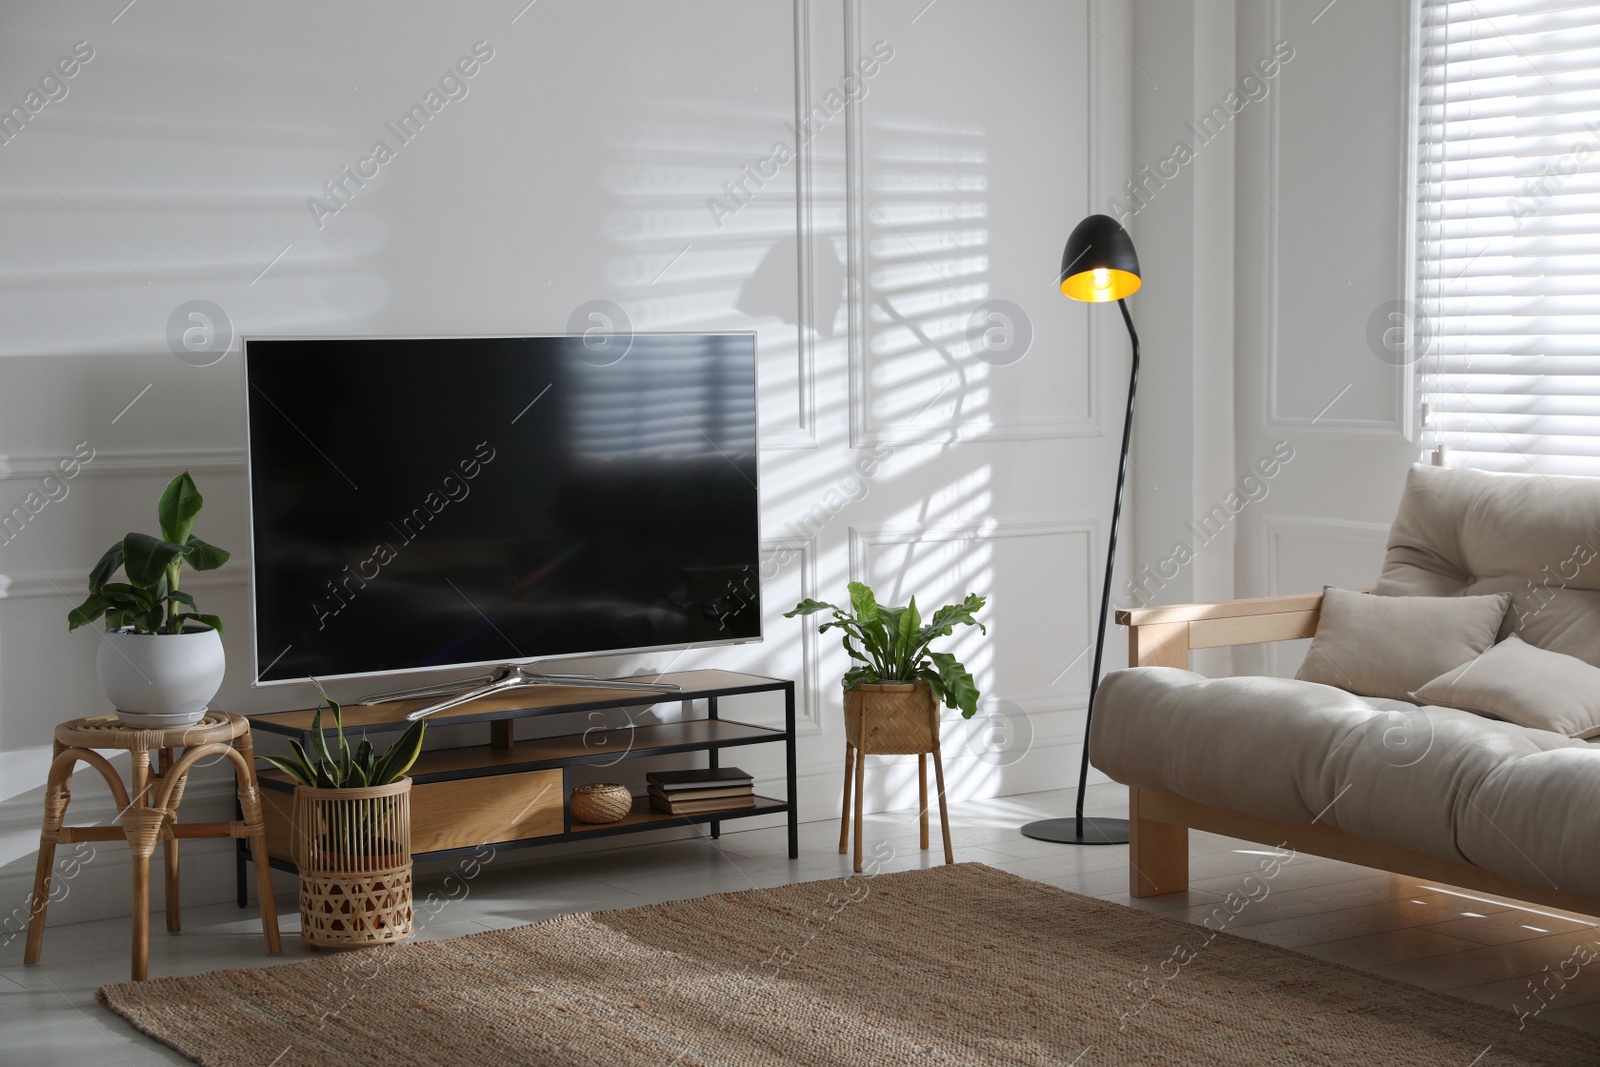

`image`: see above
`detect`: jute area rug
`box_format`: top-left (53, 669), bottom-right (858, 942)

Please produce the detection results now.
top-left (100, 863), bottom-right (1600, 1066)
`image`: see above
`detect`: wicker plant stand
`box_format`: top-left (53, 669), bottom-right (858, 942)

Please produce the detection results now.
top-left (293, 778), bottom-right (413, 948)
top-left (840, 681), bottom-right (953, 873)
top-left (23, 711), bottom-right (281, 981)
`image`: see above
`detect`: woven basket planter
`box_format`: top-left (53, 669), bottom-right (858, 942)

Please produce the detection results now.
top-left (292, 778), bottom-right (413, 949)
top-left (843, 681), bottom-right (939, 755)
top-left (570, 783), bottom-right (633, 824)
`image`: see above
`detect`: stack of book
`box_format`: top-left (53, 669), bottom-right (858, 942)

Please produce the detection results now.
top-left (647, 767), bottom-right (756, 816)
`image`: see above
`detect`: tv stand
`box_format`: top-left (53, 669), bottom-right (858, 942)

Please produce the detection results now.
top-left (359, 665), bottom-right (683, 721)
top-left (243, 669), bottom-right (798, 907)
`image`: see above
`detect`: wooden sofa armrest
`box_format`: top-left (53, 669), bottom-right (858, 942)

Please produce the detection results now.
top-left (1115, 592), bottom-right (1325, 668)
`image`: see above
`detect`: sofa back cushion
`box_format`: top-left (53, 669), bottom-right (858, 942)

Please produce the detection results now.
top-left (1374, 463), bottom-right (1600, 666)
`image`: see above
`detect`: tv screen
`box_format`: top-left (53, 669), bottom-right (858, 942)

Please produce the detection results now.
top-left (243, 333), bottom-right (760, 685)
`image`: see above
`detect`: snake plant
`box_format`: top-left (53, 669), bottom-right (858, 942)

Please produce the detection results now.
top-left (259, 679), bottom-right (427, 788)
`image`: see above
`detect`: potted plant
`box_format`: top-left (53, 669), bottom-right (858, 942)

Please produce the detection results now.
top-left (786, 581), bottom-right (987, 721)
top-left (788, 582), bottom-right (986, 870)
top-left (67, 472), bottom-right (231, 727)
top-left (259, 681), bottom-right (427, 949)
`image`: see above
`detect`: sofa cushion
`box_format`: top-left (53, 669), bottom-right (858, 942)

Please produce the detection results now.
top-left (1376, 463), bottom-right (1600, 666)
top-left (1412, 633), bottom-right (1600, 739)
top-left (1091, 667), bottom-right (1596, 887)
top-left (1458, 747), bottom-right (1600, 894)
top-left (1294, 586), bottom-right (1509, 702)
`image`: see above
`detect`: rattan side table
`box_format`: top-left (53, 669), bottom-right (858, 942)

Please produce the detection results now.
top-left (23, 711), bottom-right (281, 980)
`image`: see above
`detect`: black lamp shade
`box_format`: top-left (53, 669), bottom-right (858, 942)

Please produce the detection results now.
top-left (1059, 214), bottom-right (1142, 302)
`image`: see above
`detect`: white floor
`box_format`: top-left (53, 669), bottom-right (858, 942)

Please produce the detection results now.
top-left (4, 783), bottom-right (1599, 1065)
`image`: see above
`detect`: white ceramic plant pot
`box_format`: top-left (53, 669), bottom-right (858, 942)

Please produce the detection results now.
top-left (96, 626), bottom-right (225, 727)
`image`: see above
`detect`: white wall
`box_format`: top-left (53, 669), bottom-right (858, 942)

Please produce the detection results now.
top-left (1124, 0), bottom-right (1240, 677)
top-left (1230, 0), bottom-right (1420, 678)
top-left (0, 1), bottom-right (1132, 931)
top-left (1100, 0), bottom-right (1421, 682)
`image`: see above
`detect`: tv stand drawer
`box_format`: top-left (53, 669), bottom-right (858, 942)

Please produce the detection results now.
top-left (411, 769), bottom-right (563, 852)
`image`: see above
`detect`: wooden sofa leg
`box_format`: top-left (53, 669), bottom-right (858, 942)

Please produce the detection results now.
top-left (1129, 788), bottom-right (1189, 897)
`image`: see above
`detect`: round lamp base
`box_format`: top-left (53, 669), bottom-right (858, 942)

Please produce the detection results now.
top-left (1019, 816), bottom-right (1130, 846)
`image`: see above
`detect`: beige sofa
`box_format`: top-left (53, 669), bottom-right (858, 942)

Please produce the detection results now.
top-left (1092, 463), bottom-right (1600, 914)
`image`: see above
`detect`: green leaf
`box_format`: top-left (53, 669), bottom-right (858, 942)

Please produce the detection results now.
top-left (158, 472), bottom-right (204, 547)
top-left (928, 651), bottom-right (981, 718)
top-left (842, 665), bottom-right (879, 690)
top-left (287, 738), bottom-right (319, 785)
top-left (335, 701), bottom-right (350, 778)
top-left (67, 595), bottom-right (110, 631)
top-left (181, 535), bottom-right (230, 572)
top-left (310, 677), bottom-right (342, 723)
top-left (355, 737), bottom-right (375, 778)
top-left (88, 543), bottom-right (124, 593)
top-left (897, 596), bottom-right (921, 676)
top-left (916, 594), bottom-right (988, 646)
top-left (121, 532), bottom-right (186, 588)
top-left (167, 589), bottom-right (197, 608)
top-left (175, 612), bottom-right (226, 636)
top-left (847, 582), bottom-right (880, 624)
top-left (854, 605), bottom-right (890, 672)
top-left (309, 707), bottom-right (336, 772)
top-left (257, 754), bottom-right (313, 786)
top-left (783, 598), bottom-right (839, 618)
top-left (372, 719), bottom-right (428, 784)
top-left (100, 583), bottom-right (156, 608)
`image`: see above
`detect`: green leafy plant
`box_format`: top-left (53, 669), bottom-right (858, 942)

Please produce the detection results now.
top-left (258, 680), bottom-right (427, 789)
top-left (66, 471), bottom-right (230, 635)
top-left (786, 581), bottom-right (987, 717)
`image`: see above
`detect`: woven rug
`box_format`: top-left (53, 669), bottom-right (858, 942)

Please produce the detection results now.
top-left (99, 863), bottom-right (1600, 1066)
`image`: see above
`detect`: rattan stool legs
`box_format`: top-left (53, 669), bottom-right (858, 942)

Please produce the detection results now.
top-left (23, 712), bottom-right (281, 981)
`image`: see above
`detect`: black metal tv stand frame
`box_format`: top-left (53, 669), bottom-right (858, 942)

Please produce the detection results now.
top-left (238, 669), bottom-right (797, 906)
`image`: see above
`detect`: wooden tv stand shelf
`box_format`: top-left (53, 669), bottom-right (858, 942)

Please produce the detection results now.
top-left (239, 669), bottom-right (797, 903)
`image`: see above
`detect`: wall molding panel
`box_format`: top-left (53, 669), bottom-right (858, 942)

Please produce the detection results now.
top-left (762, 0), bottom-right (823, 452)
top-left (843, 0), bottom-right (1101, 449)
top-left (761, 534), bottom-right (823, 733)
top-left (0, 448), bottom-right (246, 482)
top-left (1260, 0), bottom-right (1410, 441)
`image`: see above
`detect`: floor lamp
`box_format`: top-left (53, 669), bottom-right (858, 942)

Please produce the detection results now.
top-left (1021, 213), bottom-right (1142, 846)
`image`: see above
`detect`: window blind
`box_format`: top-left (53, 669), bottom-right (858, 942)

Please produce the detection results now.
top-left (1415, 0), bottom-right (1600, 475)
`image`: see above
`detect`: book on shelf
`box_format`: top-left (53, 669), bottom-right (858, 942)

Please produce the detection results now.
top-left (645, 767), bottom-right (753, 793)
top-left (648, 792), bottom-right (759, 816)
top-left (647, 783), bottom-right (754, 802)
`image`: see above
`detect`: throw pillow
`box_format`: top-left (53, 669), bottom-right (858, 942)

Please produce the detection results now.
top-left (1295, 587), bottom-right (1510, 702)
top-left (1411, 633), bottom-right (1600, 738)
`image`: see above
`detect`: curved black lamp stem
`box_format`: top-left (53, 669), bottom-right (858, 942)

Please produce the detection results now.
top-left (1074, 297), bottom-right (1140, 835)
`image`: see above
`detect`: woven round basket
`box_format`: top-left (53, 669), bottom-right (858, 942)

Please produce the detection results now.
top-left (570, 783), bottom-right (633, 824)
top-left (292, 778), bottom-right (413, 949)
top-left (844, 681), bottom-right (939, 755)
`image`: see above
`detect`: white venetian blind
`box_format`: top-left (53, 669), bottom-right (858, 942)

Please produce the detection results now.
top-left (1416, 0), bottom-right (1600, 475)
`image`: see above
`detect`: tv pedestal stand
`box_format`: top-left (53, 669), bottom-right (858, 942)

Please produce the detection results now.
top-left (360, 665), bottom-right (684, 721)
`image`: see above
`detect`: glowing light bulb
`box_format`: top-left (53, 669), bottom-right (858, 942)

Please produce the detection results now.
top-left (1092, 268), bottom-right (1111, 293)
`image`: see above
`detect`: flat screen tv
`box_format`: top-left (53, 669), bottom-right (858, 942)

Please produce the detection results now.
top-left (243, 333), bottom-right (760, 686)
